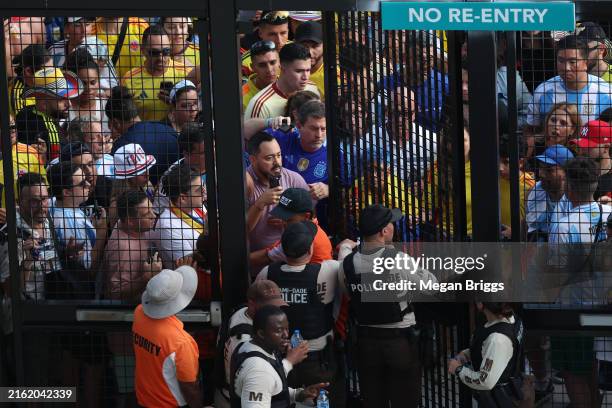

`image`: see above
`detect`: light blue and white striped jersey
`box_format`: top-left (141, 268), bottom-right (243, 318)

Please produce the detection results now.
top-left (527, 74), bottom-right (612, 127)
top-left (526, 182), bottom-right (573, 234)
top-left (50, 205), bottom-right (96, 270)
top-left (549, 202), bottom-right (611, 245)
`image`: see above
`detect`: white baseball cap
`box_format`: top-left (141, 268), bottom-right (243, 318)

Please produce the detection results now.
top-left (113, 143), bottom-right (156, 179)
top-left (142, 266), bottom-right (198, 319)
top-left (169, 79), bottom-right (197, 104)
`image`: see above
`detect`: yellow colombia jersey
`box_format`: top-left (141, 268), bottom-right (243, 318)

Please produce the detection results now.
top-left (500, 172), bottom-right (535, 227)
top-left (173, 43), bottom-right (200, 69)
top-left (122, 61), bottom-right (189, 121)
top-left (242, 74), bottom-right (262, 111)
top-left (95, 17), bottom-right (149, 78)
top-left (9, 77), bottom-right (35, 117)
top-left (310, 63), bottom-right (325, 100)
top-left (0, 143), bottom-right (46, 207)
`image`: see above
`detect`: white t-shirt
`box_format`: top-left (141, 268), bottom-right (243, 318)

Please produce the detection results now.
top-left (233, 341), bottom-right (299, 408)
top-left (256, 260), bottom-right (340, 350)
top-left (223, 307), bottom-right (253, 387)
top-left (156, 208), bottom-right (201, 268)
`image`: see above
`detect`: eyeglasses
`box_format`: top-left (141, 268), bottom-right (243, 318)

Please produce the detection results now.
top-left (146, 48), bottom-right (172, 57)
top-left (260, 11), bottom-right (289, 25)
top-left (250, 40), bottom-right (276, 55)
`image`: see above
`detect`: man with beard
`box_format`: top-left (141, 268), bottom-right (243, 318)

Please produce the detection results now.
top-left (121, 25), bottom-right (188, 121)
top-left (525, 35), bottom-right (612, 153)
top-left (245, 43), bottom-right (319, 120)
top-left (16, 67), bottom-right (83, 161)
top-left (576, 22), bottom-right (612, 83)
top-left (230, 305), bottom-right (327, 408)
top-left (526, 145), bottom-right (575, 241)
top-left (245, 132), bottom-right (309, 252)
top-left (294, 21), bottom-right (325, 99)
top-left (241, 11), bottom-right (290, 78)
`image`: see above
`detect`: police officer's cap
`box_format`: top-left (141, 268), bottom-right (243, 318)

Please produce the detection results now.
top-left (359, 204), bottom-right (404, 236)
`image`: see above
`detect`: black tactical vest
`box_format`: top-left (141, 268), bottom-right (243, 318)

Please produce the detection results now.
top-left (267, 262), bottom-right (333, 339)
top-left (230, 342), bottom-right (291, 408)
top-left (343, 247), bottom-right (410, 325)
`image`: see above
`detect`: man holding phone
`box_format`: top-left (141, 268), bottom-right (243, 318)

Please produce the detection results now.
top-left (121, 25), bottom-right (188, 121)
top-left (245, 132), bottom-right (310, 253)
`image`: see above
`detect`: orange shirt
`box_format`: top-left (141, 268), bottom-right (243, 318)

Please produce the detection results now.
top-left (132, 305), bottom-right (199, 407)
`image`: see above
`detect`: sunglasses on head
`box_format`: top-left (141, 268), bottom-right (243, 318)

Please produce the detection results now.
top-left (260, 11), bottom-right (289, 24)
top-left (250, 40), bottom-right (276, 55)
top-left (147, 48), bottom-right (172, 57)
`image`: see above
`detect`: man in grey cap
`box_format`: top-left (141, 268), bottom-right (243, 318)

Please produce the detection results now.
top-left (576, 22), bottom-right (612, 82)
top-left (132, 265), bottom-right (203, 408)
top-left (338, 204), bottom-right (434, 408)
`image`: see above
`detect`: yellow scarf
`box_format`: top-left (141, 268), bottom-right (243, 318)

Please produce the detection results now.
top-left (170, 205), bottom-right (204, 235)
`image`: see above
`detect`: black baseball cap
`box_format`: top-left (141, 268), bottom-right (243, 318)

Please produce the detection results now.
top-left (359, 204), bottom-right (404, 237)
top-left (281, 221), bottom-right (317, 259)
top-left (60, 141), bottom-right (92, 162)
top-left (295, 21), bottom-right (322, 44)
top-left (576, 22), bottom-right (608, 43)
top-left (270, 188), bottom-right (313, 220)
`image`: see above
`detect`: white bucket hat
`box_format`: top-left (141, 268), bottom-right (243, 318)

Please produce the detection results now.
top-left (142, 266), bottom-right (198, 319)
top-left (113, 143), bottom-right (156, 179)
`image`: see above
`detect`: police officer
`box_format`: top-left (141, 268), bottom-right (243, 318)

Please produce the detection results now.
top-left (448, 302), bottom-right (526, 408)
top-left (256, 221), bottom-right (346, 406)
top-left (214, 280), bottom-right (308, 408)
top-left (231, 305), bottom-right (327, 408)
top-left (338, 204), bottom-right (433, 408)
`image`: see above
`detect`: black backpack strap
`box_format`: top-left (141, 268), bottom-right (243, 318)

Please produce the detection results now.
top-left (228, 323), bottom-right (253, 340)
top-left (112, 18), bottom-right (129, 66)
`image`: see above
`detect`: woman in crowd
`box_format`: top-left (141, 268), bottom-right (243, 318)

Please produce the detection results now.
top-left (160, 17), bottom-right (199, 69)
top-left (542, 103), bottom-right (581, 149)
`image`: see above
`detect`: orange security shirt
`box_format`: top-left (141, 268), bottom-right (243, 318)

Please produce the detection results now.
top-left (132, 304), bottom-right (199, 407)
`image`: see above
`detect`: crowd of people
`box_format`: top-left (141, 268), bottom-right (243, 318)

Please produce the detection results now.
top-left (0, 10), bottom-right (611, 408)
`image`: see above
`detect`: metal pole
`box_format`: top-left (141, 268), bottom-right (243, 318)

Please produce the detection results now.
top-left (446, 31), bottom-right (467, 242)
top-left (208, 0), bottom-right (250, 315)
top-left (467, 30), bottom-right (500, 242)
top-left (322, 11), bottom-right (340, 238)
top-left (0, 16), bottom-right (24, 386)
top-left (505, 32), bottom-right (521, 242)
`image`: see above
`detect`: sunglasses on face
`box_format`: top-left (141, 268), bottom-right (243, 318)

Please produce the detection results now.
top-left (260, 11), bottom-right (289, 24)
top-left (147, 48), bottom-right (172, 57)
top-left (250, 40), bottom-right (276, 55)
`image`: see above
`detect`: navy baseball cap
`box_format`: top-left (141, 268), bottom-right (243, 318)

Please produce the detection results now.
top-left (281, 221), bottom-right (317, 258)
top-left (270, 188), bottom-right (313, 220)
top-left (359, 204), bottom-right (404, 236)
top-left (535, 144), bottom-right (575, 166)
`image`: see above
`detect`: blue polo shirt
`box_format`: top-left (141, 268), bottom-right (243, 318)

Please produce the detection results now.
top-left (266, 127), bottom-right (328, 184)
top-left (112, 121), bottom-right (180, 185)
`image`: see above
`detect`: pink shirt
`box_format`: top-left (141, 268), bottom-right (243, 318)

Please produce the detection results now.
top-left (246, 166), bottom-right (309, 251)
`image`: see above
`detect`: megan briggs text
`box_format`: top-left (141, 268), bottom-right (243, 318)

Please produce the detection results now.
top-left (372, 279), bottom-right (505, 293)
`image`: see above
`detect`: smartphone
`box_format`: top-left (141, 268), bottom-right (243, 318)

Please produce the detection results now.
top-left (279, 118), bottom-right (292, 133)
top-left (160, 81), bottom-right (174, 93)
top-left (269, 175), bottom-right (281, 188)
top-left (147, 245), bottom-right (159, 263)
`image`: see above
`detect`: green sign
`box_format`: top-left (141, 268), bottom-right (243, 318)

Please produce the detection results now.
top-left (381, 1), bottom-right (575, 31)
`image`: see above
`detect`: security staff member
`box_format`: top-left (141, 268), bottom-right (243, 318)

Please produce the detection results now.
top-left (215, 280), bottom-right (308, 408)
top-left (256, 221), bottom-right (347, 406)
top-left (448, 303), bottom-right (526, 408)
top-left (230, 305), bottom-right (327, 408)
top-left (338, 204), bottom-right (433, 408)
